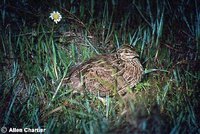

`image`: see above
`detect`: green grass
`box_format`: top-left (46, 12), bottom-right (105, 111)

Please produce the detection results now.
top-left (0, 0), bottom-right (200, 133)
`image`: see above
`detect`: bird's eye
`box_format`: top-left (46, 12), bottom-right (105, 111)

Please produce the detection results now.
top-left (124, 49), bottom-right (129, 53)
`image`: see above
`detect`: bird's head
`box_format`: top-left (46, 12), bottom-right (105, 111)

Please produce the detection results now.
top-left (116, 45), bottom-right (140, 61)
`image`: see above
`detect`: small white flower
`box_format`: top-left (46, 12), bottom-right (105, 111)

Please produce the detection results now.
top-left (49, 11), bottom-right (62, 24)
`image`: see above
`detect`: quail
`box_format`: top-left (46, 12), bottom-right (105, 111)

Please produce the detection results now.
top-left (64, 45), bottom-right (143, 96)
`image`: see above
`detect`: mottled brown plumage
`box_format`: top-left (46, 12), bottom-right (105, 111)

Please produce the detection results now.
top-left (64, 45), bottom-right (143, 96)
